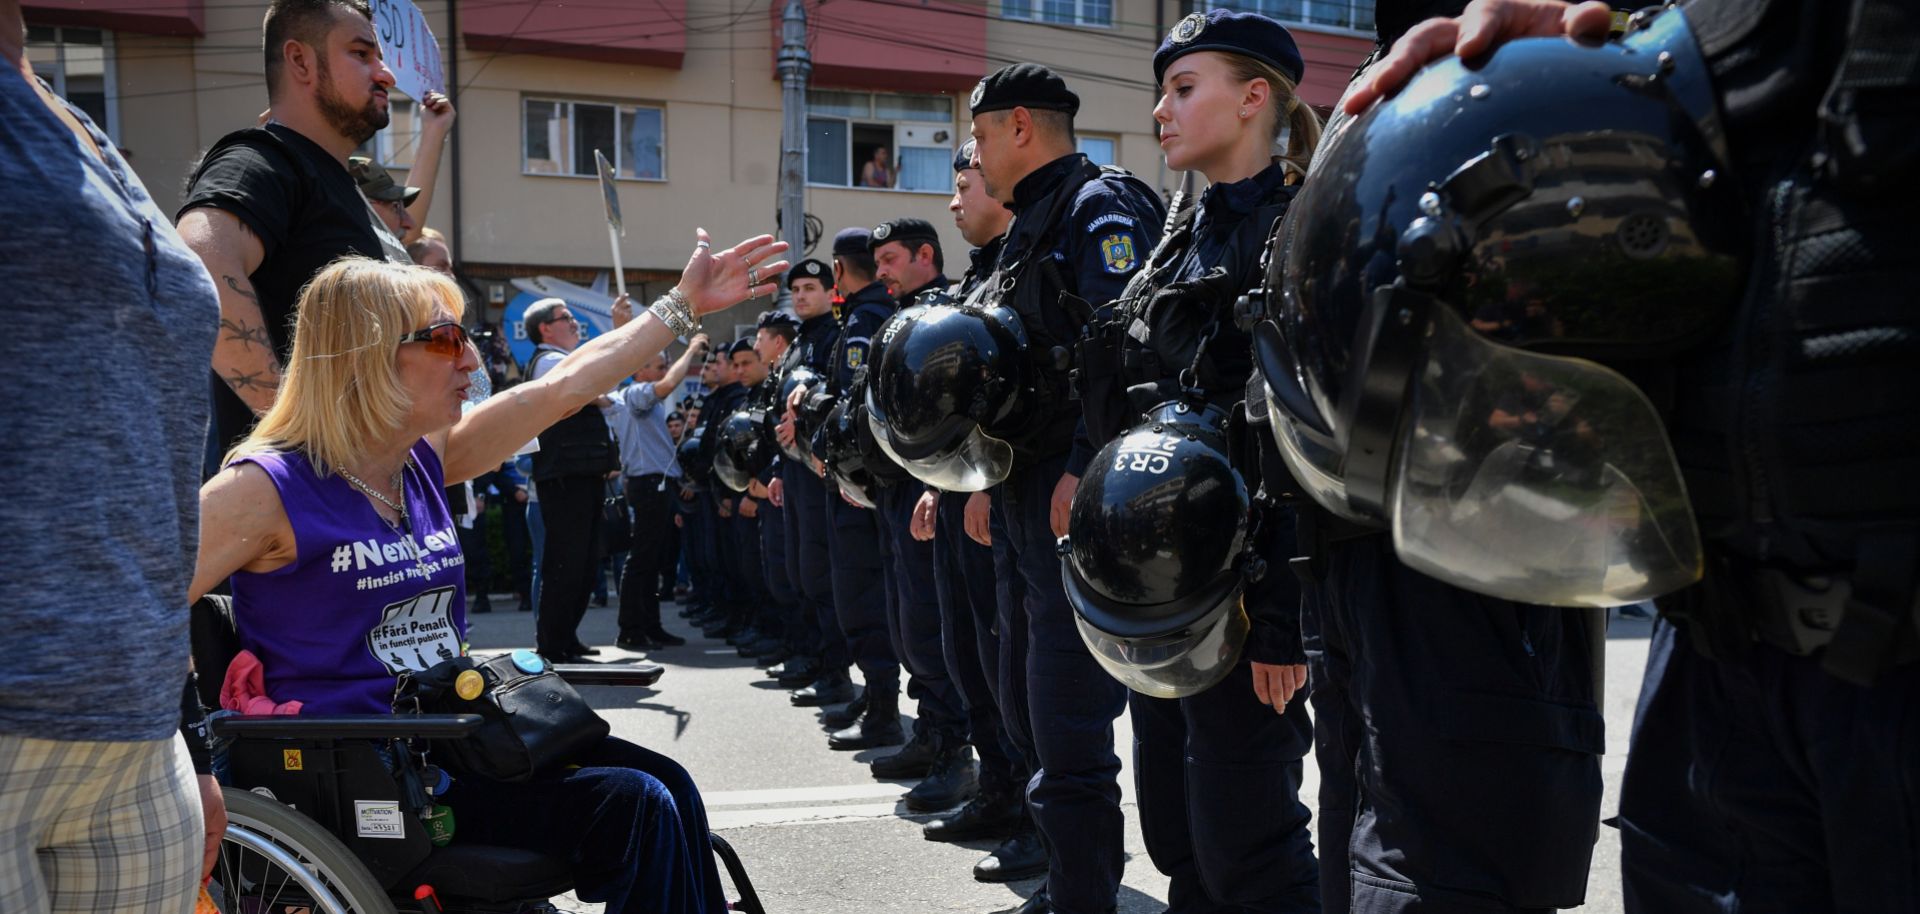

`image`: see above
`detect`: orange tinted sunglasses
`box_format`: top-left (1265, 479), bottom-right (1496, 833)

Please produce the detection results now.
top-left (399, 321), bottom-right (472, 359)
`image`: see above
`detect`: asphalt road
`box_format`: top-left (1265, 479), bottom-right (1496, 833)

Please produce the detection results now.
top-left (464, 598), bottom-right (1657, 914)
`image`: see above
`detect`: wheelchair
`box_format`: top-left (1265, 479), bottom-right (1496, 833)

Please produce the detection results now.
top-left (192, 595), bottom-right (765, 914)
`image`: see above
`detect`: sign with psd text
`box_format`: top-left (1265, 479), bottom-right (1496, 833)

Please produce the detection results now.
top-left (370, 0), bottom-right (445, 102)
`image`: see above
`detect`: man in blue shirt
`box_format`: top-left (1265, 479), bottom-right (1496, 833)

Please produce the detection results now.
top-left (605, 334), bottom-right (709, 649)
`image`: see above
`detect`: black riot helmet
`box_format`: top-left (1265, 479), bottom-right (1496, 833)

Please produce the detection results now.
top-left (712, 407), bottom-right (773, 493)
top-left (774, 364), bottom-right (826, 464)
top-left (675, 431), bottom-right (710, 487)
top-left (818, 398), bottom-right (880, 508)
top-left (865, 297), bottom-right (1035, 491)
top-left (1064, 401), bottom-right (1255, 698)
top-left (1246, 10), bottom-right (1740, 608)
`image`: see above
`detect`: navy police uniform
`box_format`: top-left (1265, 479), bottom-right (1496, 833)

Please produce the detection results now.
top-left (1083, 23), bottom-right (1322, 895)
top-left (817, 270), bottom-right (904, 710)
top-left (779, 270), bottom-right (849, 687)
top-left (868, 262), bottom-right (970, 753)
top-left (968, 63), bottom-right (1167, 914)
top-left (931, 233), bottom-right (1036, 827)
top-left (1616, 0), bottom-right (1920, 910)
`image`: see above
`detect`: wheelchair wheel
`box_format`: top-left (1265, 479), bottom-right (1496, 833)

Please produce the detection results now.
top-left (211, 787), bottom-right (397, 914)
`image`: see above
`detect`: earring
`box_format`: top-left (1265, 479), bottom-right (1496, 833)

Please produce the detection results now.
top-left (1239, 108), bottom-right (1248, 119)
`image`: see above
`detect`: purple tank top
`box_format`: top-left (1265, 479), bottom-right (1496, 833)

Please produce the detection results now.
top-left (231, 439), bottom-right (467, 715)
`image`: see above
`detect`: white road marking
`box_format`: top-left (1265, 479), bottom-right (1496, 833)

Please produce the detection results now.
top-left (706, 783), bottom-right (909, 807)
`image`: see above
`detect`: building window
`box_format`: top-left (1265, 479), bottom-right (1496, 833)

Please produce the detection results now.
top-left (1213, 0), bottom-right (1373, 32)
top-left (1078, 135), bottom-right (1117, 167)
top-left (806, 90), bottom-right (957, 193)
top-left (1003, 0), bottom-right (1113, 27)
top-left (522, 98), bottom-right (666, 180)
top-left (25, 26), bottom-right (117, 141)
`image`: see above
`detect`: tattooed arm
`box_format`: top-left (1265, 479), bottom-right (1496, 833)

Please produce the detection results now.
top-left (176, 207), bottom-right (277, 415)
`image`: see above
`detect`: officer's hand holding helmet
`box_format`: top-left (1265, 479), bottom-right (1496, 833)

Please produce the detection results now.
top-left (713, 407), bottom-right (774, 493)
top-left (1245, 3), bottom-right (1743, 608)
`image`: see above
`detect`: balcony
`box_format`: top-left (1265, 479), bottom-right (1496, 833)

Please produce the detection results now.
top-left (24, 0), bottom-right (203, 36)
top-left (464, 0), bottom-right (688, 70)
top-left (771, 0), bottom-right (987, 95)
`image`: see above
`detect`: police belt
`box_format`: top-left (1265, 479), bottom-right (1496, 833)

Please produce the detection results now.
top-left (1684, 530), bottom-right (1920, 685)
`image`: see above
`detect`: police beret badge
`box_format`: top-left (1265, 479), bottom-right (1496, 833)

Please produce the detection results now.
top-left (874, 222), bottom-right (892, 241)
top-left (970, 80), bottom-right (986, 110)
top-left (1171, 12), bottom-right (1206, 44)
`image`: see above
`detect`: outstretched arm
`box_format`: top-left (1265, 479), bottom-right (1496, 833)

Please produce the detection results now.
top-left (441, 230), bottom-right (788, 483)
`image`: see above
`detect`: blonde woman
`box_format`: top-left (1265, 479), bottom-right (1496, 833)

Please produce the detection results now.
top-left (188, 232), bottom-right (786, 914)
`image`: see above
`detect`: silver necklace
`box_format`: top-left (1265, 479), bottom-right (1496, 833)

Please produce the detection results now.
top-left (338, 461), bottom-right (410, 531)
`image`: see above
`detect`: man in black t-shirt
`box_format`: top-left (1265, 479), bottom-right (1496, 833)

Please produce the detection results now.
top-left (175, 0), bottom-right (446, 455)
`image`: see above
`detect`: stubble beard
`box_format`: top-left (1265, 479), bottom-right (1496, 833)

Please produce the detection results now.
top-left (315, 56), bottom-right (389, 144)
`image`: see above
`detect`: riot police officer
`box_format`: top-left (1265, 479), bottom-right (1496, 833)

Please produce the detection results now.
top-left (1341, 1), bottom-right (1920, 910)
top-left (1064, 12), bottom-right (1322, 912)
top-left (864, 218), bottom-right (978, 809)
top-left (796, 228), bottom-right (906, 749)
top-left (743, 310), bottom-right (803, 666)
top-left (772, 260), bottom-right (857, 702)
top-left (695, 340), bottom-right (756, 641)
top-left (966, 64), bottom-right (1166, 914)
top-left (919, 142), bottom-right (1046, 884)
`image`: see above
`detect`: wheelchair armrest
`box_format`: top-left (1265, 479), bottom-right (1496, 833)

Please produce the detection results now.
top-left (554, 663), bottom-right (664, 687)
top-left (211, 713), bottom-right (485, 740)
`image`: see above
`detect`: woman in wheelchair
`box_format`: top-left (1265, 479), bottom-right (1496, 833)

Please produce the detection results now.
top-left (186, 233), bottom-right (787, 914)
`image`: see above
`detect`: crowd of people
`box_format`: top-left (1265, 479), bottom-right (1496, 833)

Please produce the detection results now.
top-left (5, 0), bottom-right (1916, 913)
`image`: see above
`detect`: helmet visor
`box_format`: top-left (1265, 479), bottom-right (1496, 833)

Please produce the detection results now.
top-left (869, 411), bottom-right (1013, 492)
top-left (1073, 596), bottom-right (1247, 699)
top-left (712, 447), bottom-right (751, 493)
top-left (1389, 306), bottom-right (1702, 607)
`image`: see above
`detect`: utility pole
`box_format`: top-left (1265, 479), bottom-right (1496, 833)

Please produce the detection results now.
top-left (775, 0), bottom-right (810, 311)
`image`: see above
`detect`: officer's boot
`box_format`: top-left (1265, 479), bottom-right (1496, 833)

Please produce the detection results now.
top-left (923, 785), bottom-right (1024, 843)
top-left (868, 729), bottom-right (939, 779)
top-left (791, 675), bottom-right (858, 708)
top-left (904, 741), bottom-right (978, 812)
top-left (974, 826), bottom-right (1047, 883)
top-left (828, 687), bottom-right (904, 750)
top-left (819, 689), bottom-right (871, 728)
top-left (772, 655), bottom-right (821, 686)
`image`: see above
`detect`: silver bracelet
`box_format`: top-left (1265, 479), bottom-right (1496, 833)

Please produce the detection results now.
top-left (647, 287), bottom-right (696, 337)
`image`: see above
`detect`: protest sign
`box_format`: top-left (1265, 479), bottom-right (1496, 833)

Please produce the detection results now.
top-left (371, 0), bottom-right (445, 102)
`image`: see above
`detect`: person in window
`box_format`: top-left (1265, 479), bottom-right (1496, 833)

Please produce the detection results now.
top-left (861, 145), bottom-right (896, 188)
top-left (187, 231), bottom-right (785, 914)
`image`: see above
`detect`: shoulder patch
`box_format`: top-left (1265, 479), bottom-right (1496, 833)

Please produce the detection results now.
top-left (846, 344), bottom-right (866, 370)
top-left (1086, 212), bottom-right (1137, 233)
top-left (1098, 233), bottom-right (1138, 275)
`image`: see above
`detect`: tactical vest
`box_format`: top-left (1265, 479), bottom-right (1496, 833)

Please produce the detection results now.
top-left (1075, 182), bottom-right (1292, 447)
top-left (527, 346), bottom-right (619, 481)
top-left (1664, 0), bottom-right (1920, 682)
top-left (970, 159), bottom-right (1155, 461)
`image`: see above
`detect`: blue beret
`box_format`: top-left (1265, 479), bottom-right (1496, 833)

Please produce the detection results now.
top-left (954, 140), bottom-right (976, 173)
top-left (969, 63), bottom-right (1079, 117)
top-left (727, 338), bottom-right (756, 357)
top-left (832, 227), bottom-right (872, 257)
top-left (1153, 10), bottom-right (1305, 88)
top-left (786, 258), bottom-right (830, 287)
top-left (757, 309), bottom-right (801, 332)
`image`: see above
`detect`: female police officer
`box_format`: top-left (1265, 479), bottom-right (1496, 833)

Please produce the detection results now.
top-left (1061, 11), bottom-right (1323, 912)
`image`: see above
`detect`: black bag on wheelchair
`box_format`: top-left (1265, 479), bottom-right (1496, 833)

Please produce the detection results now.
top-left (394, 652), bottom-right (610, 783)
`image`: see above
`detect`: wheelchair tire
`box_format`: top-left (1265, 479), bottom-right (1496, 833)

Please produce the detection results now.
top-left (212, 786), bottom-right (398, 914)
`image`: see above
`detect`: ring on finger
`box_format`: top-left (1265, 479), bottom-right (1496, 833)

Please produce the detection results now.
top-left (748, 267), bottom-right (759, 286)
top-left (695, 239), bottom-right (712, 250)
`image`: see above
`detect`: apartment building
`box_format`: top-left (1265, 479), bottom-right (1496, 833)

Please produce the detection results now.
top-left (22, 0), bottom-right (1370, 351)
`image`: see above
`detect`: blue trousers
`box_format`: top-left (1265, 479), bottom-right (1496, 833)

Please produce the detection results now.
top-left (758, 499), bottom-right (801, 637)
top-left (528, 500), bottom-right (545, 615)
top-left (825, 493), bottom-right (900, 692)
top-left (875, 485), bottom-right (968, 739)
top-left (935, 492), bottom-right (1028, 795)
top-left (1619, 618), bottom-right (1920, 913)
top-left (1305, 535), bottom-right (1602, 913)
top-left (442, 736), bottom-right (723, 914)
top-left (993, 455), bottom-right (1128, 914)
top-left (781, 463), bottom-right (841, 670)
top-left (683, 492), bottom-right (719, 612)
